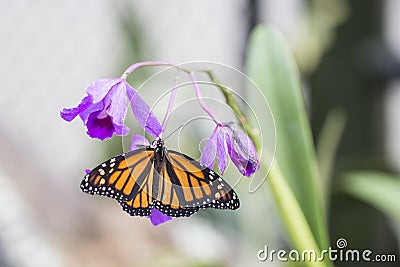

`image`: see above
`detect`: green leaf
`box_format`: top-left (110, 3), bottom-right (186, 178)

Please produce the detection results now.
top-left (246, 25), bottom-right (329, 249)
top-left (267, 162), bottom-right (333, 267)
top-left (339, 171), bottom-right (400, 222)
top-left (316, 107), bottom-right (347, 206)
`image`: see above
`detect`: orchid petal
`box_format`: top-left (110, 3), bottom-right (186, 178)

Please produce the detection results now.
top-left (228, 126), bottom-right (259, 177)
top-left (130, 134), bottom-right (150, 151)
top-left (107, 81), bottom-right (130, 136)
top-left (60, 95), bottom-right (92, 122)
top-left (200, 127), bottom-right (218, 168)
top-left (86, 78), bottom-right (123, 103)
top-left (78, 100), bottom-right (104, 123)
top-left (86, 111), bottom-right (115, 140)
top-left (217, 127), bottom-right (229, 174)
top-left (126, 83), bottom-right (163, 137)
top-left (149, 208), bottom-right (171, 226)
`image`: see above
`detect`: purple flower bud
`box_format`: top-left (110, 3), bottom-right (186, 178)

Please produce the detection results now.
top-left (201, 122), bottom-right (259, 176)
top-left (226, 124), bottom-right (260, 177)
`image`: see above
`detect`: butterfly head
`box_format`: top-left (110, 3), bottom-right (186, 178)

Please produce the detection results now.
top-left (151, 138), bottom-right (164, 153)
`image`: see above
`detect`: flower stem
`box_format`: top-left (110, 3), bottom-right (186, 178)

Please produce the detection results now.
top-left (161, 69), bottom-right (181, 129)
top-left (121, 62), bottom-right (259, 143)
top-left (121, 61), bottom-right (178, 80)
top-left (189, 72), bottom-right (220, 124)
top-left (204, 70), bottom-right (261, 150)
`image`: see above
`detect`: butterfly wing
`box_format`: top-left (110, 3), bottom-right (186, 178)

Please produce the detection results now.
top-left (121, 149), bottom-right (240, 218)
top-left (80, 148), bottom-right (155, 202)
top-left (120, 198), bottom-right (199, 217)
top-left (82, 145), bottom-right (240, 218)
top-left (165, 150), bottom-right (240, 210)
top-left (119, 189), bottom-right (154, 217)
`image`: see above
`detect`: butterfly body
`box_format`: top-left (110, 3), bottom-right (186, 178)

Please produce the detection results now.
top-left (81, 139), bottom-right (240, 218)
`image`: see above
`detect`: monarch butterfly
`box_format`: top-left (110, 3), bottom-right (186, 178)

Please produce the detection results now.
top-left (80, 138), bottom-right (240, 217)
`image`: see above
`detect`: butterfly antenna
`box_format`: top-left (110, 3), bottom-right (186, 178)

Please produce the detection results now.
top-left (163, 116), bottom-right (211, 141)
top-left (163, 124), bottom-right (185, 141)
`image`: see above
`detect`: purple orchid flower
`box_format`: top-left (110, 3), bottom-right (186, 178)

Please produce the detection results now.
top-left (60, 78), bottom-right (163, 140)
top-left (60, 78), bottom-right (131, 140)
top-left (201, 122), bottom-right (259, 177)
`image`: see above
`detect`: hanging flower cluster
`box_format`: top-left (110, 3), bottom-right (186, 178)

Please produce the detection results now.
top-left (61, 61), bottom-right (259, 226)
top-left (201, 122), bottom-right (259, 177)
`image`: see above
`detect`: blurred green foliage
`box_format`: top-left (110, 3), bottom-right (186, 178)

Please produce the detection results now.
top-left (244, 24), bottom-right (400, 266)
top-left (340, 171), bottom-right (400, 222)
top-left (246, 25), bottom-right (331, 267)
